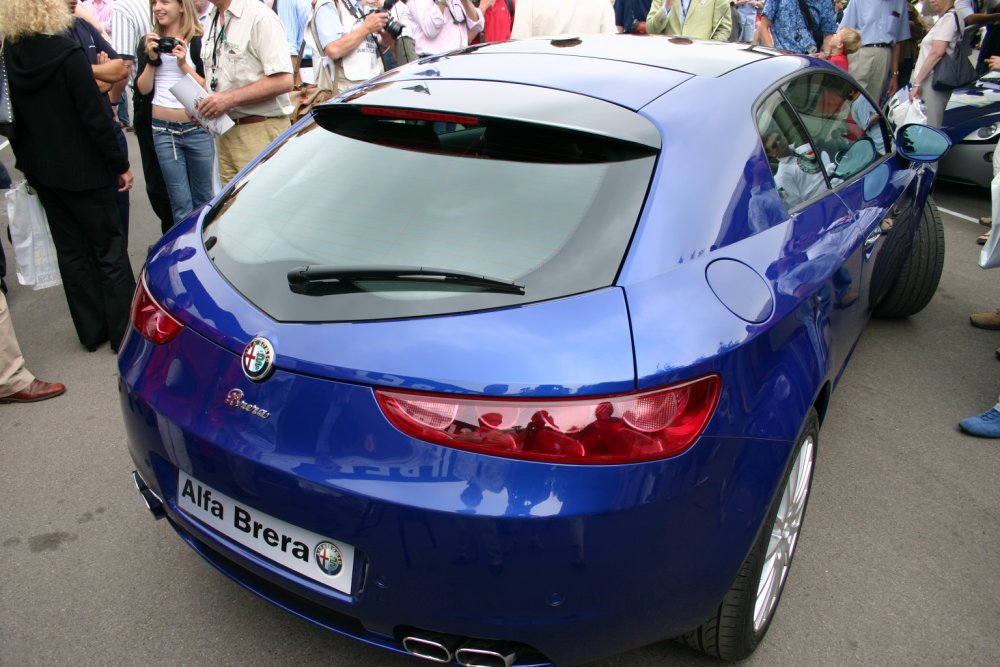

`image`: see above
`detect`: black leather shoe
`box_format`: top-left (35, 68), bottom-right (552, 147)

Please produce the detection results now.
top-left (0, 379), bottom-right (67, 403)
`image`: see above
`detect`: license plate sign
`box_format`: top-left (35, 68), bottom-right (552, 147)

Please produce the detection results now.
top-left (177, 471), bottom-right (354, 594)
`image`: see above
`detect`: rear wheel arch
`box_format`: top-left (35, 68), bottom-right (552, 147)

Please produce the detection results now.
top-left (677, 407), bottom-right (819, 661)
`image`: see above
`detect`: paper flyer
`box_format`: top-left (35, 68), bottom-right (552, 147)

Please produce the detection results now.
top-left (169, 74), bottom-right (235, 137)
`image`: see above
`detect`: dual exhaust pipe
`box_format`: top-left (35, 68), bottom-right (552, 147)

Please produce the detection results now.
top-left (403, 631), bottom-right (520, 667)
top-left (132, 471), bottom-right (166, 520)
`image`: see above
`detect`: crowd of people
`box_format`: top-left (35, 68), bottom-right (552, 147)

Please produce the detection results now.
top-left (0, 0), bottom-right (997, 442)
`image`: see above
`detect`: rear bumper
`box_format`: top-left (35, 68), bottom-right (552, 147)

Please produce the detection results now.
top-left (118, 331), bottom-right (791, 666)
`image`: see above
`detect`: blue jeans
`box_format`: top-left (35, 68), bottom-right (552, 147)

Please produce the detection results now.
top-left (117, 96), bottom-right (130, 127)
top-left (739, 15), bottom-right (756, 42)
top-left (152, 118), bottom-right (215, 227)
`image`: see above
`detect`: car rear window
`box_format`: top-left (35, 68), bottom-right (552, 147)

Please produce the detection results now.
top-left (202, 106), bottom-right (658, 322)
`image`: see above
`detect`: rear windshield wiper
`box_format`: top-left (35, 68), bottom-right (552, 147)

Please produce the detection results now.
top-left (287, 265), bottom-right (525, 296)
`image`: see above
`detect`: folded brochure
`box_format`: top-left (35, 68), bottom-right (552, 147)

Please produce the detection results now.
top-left (169, 74), bottom-right (235, 137)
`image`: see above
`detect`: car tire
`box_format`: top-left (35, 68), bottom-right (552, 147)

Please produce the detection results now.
top-left (874, 196), bottom-right (945, 318)
top-left (677, 408), bottom-right (818, 661)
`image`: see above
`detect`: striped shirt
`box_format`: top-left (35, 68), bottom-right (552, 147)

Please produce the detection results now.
top-left (111, 0), bottom-right (152, 63)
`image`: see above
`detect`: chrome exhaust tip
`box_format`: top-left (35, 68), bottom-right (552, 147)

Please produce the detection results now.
top-left (402, 632), bottom-right (465, 663)
top-left (132, 471), bottom-right (166, 520)
top-left (455, 640), bottom-right (520, 667)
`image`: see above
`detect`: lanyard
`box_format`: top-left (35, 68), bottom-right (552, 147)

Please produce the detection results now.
top-left (208, 9), bottom-right (231, 91)
top-left (679, 0), bottom-right (693, 24)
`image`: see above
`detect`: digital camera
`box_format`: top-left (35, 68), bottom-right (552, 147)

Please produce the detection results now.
top-left (371, 0), bottom-right (405, 40)
top-left (156, 36), bottom-right (179, 53)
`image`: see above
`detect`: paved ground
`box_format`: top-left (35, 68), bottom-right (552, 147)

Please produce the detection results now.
top-left (0, 136), bottom-right (997, 666)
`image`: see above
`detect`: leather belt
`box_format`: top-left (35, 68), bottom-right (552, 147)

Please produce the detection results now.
top-left (864, 42), bottom-right (892, 48)
top-left (232, 115), bottom-right (271, 125)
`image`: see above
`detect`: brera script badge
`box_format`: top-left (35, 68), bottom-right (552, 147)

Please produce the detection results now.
top-left (242, 337), bottom-right (275, 382)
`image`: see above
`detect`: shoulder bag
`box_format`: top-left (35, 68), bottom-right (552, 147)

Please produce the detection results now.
top-left (292, 0), bottom-right (337, 122)
top-left (932, 12), bottom-right (978, 91)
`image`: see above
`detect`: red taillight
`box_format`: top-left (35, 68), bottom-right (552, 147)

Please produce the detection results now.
top-left (129, 272), bottom-right (184, 344)
top-left (376, 376), bottom-right (721, 464)
top-left (359, 106), bottom-right (479, 126)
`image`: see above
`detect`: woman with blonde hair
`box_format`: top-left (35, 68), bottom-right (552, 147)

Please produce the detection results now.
top-left (0, 0), bottom-right (136, 353)
top-left (135, 0), bottom-right (212, 229)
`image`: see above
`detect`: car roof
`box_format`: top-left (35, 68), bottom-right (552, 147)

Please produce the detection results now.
top-left (373, 34), bottom-right (783, 111)
top-left (469, 34), bottom-right (779, 77)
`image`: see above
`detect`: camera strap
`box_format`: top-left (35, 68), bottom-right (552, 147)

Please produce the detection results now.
top-left (335, 0), bottom-right (378, 51)
top-left (337, 0), bottom-right (365, 22)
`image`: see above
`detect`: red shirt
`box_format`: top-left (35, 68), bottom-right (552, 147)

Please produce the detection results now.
top-left (829, 53), bottom-right (849, 71)
top-left (482, 0), bottom-right (515, 43)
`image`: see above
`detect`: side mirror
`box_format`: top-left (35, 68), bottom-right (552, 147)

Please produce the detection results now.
top-left (832, 137), bottom-right (877, 180)
top-left (896, 124), bottom-right (952, 162)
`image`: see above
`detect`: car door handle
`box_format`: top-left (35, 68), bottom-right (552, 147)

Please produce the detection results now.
top-left (864, 228), bottom-right (882, 251)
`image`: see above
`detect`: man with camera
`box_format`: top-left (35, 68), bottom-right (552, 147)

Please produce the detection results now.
top-left (195, 0), bottom-right (293, 186)
top-left (408, 0), bottom-right (483, 56)
top-left (311, 0), bottom-right (395, 93)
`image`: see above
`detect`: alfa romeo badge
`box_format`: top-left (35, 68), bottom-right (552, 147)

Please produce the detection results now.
top-left (242, 337), bottom-right (276, 382)
top-left (314, 542), bottom-right (343, 577)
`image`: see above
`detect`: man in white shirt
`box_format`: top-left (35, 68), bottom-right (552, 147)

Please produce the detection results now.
top-left (312, 0), bottom-right (387, 91)
top-left (196, 0), bottom-right (294, 185)
top-left (510, 0), bottom-right (615, 38)
top-left (407, 0), bottom-right (484, 55)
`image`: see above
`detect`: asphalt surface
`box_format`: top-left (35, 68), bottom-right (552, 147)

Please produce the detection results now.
top-left (0, 135), bottom-right (998, 666)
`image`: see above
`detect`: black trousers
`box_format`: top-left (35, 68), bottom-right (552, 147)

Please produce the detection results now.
top-left (30, 181), bottom-right (136, 350)
top-left (113, 124), bottom-right (130, 240)
top-left (133, 99), bottom-right (174, 235)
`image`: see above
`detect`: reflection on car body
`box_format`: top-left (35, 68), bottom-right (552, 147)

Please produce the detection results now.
top-left (119, 36), bottom-right (951, 666)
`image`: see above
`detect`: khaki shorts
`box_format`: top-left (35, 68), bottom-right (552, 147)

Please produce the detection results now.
top-left (216, 116), bottom-right (291, 187)
top-left (847, 46), bottom-right (892, 103)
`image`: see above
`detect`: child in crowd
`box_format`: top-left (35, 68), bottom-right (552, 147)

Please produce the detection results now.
top-left (828, 26), bottom-right (861, 71)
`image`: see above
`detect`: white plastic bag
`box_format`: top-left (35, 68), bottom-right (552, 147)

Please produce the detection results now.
top-left (889, 94), bottom-right (928, 127)
top-left (4, 181), bottom-right (62, 289)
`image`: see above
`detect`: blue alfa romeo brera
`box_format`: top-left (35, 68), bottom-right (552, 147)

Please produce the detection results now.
top-left (119, 35), bottom-right (951, 666)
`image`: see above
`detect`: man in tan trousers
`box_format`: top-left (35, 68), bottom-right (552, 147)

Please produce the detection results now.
top-left (195, 0), bottom-right (294, 186)
top-left (0, 291), bottom-right (66, 404)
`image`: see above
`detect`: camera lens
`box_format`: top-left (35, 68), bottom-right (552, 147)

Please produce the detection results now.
top-left (157, 36), bottom-right (178, 52)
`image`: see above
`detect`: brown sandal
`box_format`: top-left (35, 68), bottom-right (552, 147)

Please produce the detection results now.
top-left (980, 216), bottom-right (992, 227)
top-left (979, 230), bottom-right (992, 245)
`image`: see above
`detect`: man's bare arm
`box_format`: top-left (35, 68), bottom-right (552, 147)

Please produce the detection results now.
top-left (195, 73), bottom-right (293, 120)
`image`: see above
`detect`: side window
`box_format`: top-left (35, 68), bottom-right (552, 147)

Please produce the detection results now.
top-left (782, 73), bottom-right (888, 183)
top-left (756, 91), bottom-right (829, 210)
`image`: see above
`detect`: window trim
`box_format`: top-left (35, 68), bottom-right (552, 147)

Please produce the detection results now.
top-left (751, 67), bottom-right (896, 212)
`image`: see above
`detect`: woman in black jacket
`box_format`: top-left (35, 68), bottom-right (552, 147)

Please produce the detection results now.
top-left (1, 0), bottom-right (136, 353)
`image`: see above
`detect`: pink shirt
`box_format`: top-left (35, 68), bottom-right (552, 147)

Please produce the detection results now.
top-left (407, 0), bottom-right (485, 56)
top-left (82, 0), bottom-right (114, 35)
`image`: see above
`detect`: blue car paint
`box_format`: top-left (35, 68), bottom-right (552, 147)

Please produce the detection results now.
top-left (147, 228), bottom-right (637, 397)
top-left (119, 324), bottom-right (790, 665)
top-left (123, 36), bottom-right (941, 666)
